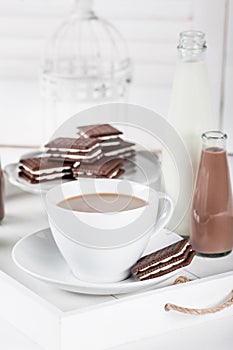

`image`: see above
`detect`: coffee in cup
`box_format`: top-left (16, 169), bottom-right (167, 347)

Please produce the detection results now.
top-left (57, 193), bottom-right (148, 213)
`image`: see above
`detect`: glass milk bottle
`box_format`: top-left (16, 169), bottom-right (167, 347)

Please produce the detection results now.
top-left (191, 131), bottom-right (233, 257)
top-left (163, 31), bottom-right (214, 236)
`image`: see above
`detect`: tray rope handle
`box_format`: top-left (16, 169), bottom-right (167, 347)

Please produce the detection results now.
top-left (164, 275), bottom-right (233, 315)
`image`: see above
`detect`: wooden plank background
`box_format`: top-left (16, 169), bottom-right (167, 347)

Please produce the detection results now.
top-left (0, 0), bottom-right (229, 146)
top-left (223, 0), bottom-right (233, 151)
top-left (0, 0), bottom-right (192, 86)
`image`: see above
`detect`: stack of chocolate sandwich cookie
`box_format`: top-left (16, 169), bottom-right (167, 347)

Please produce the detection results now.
top-left (44, 137), bottom-right (102, 163)
top-left (17, 123), bottom-right (136, 184)
top-left (131, 239), bottom-right (195, 281)
top-left (72, 157), bottom-right (124, 179)
top-left (77, 123), bottom-right (135, 158)
top-left (19, 158), bottom-right (73, 184)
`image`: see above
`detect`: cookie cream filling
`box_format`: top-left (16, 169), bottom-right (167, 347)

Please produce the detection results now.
top-left (75, 171), bottom-right (95, 176)
top-left (33, 172), bottom-right (71, 181)
top-left (20, 165), bottom-right (70, 175)
top-left (138, 243), bottom-right (189, 272)
top-left (46, 143), bottom-right (99, 153)
top-left (104, 147), bottom-right (134, 156)
top-left (101, 141), bottom-right (121, 146)
top-left (119, 151), bottom-right (135, 158)
top-left (138, 257), bottom-right (187, 280)
top-left (49, 149), bottom-right (102, 160)
top-left (79, 132), bottom-right (119, 140)
top-left (73, 169), bottom-right (120, 178)
top-left (98, 135), bottom-right (120, 140)
top-left (108, 169), bottom-right (120, 178)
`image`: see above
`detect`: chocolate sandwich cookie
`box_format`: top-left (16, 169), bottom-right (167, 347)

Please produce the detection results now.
top-left (139, 251), bottom-right (196, 281)
top-left (72, 157), bottom-right (124, 179)
top-left (131, 239), bottom-right (195, 281)
top-left (19, 157), bottom-right (73, 184)
top-left (44, 137), bottom-right (102, 163)
top-left (19, 171), bottom-right (73, 184)
top-left (77, 124), bottom-right (123, 140)
top-left (102, 140), bottom-right (135, 158)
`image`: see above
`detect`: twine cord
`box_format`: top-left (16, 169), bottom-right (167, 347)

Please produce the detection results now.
top-left (173, 276), bottom-right (192, 284)
top-left (164, 276), bottom-right (233, 315)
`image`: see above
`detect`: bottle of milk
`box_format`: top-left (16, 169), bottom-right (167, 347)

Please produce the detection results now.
top-left (164, 31), bottom-right (214, 237)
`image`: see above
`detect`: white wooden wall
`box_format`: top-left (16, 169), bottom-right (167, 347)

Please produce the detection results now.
top-left (223, 0), bottom-right (233, 151)
top-left (0, 0), bottom-right (192, 83)
top-left (0, 0), bottom-right (229, 146)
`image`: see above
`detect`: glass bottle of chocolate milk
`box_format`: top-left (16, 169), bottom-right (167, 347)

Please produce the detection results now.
top-left (190, 131), bottom-right (233, 257)
top-left (0, 161), bottom-right (4, 222)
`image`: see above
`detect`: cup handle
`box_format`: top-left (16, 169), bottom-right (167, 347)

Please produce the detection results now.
top-left (151, 192), bottom-right (174, 238)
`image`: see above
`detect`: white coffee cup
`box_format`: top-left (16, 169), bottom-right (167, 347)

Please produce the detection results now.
top-left (45, 179), bottom-right (173, 283)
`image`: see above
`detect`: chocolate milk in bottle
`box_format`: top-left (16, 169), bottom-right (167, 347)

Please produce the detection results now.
top-left (190, 131), bottom-right (233, 257)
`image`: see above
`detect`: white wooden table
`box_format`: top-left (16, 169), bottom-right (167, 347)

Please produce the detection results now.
top-left (0, 147), bottom-right (233, 350)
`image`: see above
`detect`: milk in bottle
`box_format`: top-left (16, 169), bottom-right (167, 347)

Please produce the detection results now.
top-left (163, 31), bottom-right (214, 236)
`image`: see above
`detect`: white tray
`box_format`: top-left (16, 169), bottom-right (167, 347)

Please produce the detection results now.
top-left (1, 259), bottom-right (233, 350)
top-left (111, 313), bottom-right (233, 350)
top-left (1, 186), bottom-right (233, 350)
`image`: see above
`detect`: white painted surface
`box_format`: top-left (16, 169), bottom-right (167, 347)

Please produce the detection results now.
top-left (60, 273), bottom-right (233, 350)
top-left (0, 80), bottom-right (171, 146)
top-left (1, 306), bottom-right (233, 350)
top-left (111, 316), bottom-right (233, 350)
top-left (0, 318), bottom-right (43, 350)
top-left (0, 0), bottom-right (192, 87)
top-left (0, 0), bottom-right (228, 146)
top-left (223, 0), bottom-right (233, 151)
top-left (192, 0), bottom-right (228, 126)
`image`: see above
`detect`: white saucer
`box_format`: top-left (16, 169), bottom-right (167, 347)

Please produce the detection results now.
top-left (12, 228), bottom-right (182, 295)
